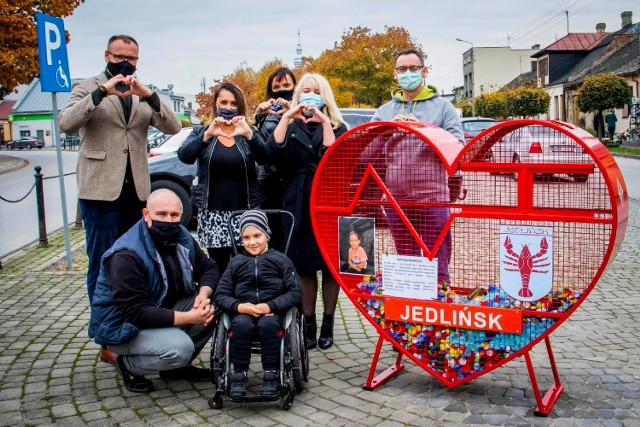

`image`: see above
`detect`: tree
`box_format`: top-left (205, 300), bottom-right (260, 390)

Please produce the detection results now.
top-left (475, 92), bottom-right (508, 118)
top-left (309, 26), bottom-right (423, 107)
top-left (578, 73), bottom-right (632, 138)
top-left (506, 87), bottom-right (550, 118)
top-left (453, 100), bottom-right (473, 117)
top-left (0, 0), bottom-right (85, 99)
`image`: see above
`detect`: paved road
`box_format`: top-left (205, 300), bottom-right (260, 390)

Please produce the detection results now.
top-left (0, 149), bottom-right (78, 257)
top-left (0, 199), bottom-right (638, 426)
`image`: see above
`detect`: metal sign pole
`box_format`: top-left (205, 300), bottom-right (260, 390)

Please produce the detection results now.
top-left (51, 92), bottom-right (73, 270)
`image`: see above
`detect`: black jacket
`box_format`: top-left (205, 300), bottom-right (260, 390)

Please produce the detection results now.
top-left (177, 125), bottom-right (267, 210)
top-left (214, 248), bottom-right (302, 316)
top-left (266, 119), bottom-right (347, 274)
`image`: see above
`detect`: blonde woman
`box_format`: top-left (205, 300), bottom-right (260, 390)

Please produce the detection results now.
top-left (268, 73), bottom-right (348, 350)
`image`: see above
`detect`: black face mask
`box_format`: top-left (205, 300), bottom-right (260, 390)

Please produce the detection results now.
top-left (148, 220), bottom-right (181, 243)
top-left (272, 89), bottom-right (294, 101)
top-left (217, 107), bottom-right (239, 121)
top-left (106, 60), bottom-right (136, 77)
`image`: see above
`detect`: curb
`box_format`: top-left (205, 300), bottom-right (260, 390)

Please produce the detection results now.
top-left (0, 156), bottom-right (28, 175)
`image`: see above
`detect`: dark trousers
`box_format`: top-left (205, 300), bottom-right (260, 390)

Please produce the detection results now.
top-left (230, 313), bottom-right (282, 371)
top-left (385, 206), bottom-right (452, 283)
top-left (80, 194), bottom-right (144, 303)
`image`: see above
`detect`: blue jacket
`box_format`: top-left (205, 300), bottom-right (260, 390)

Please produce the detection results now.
top-left (88, 219), bottom-right (196, 346)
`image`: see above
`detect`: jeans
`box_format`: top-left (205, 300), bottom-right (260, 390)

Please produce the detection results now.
top-left (80, 195), bottom-right (144, 303)
top-left (109, 295), bottom-right (215, 376)
top-left (230, 313), bottom-right (282, 371)
top-left (384, 206), bottom-right (451, 283)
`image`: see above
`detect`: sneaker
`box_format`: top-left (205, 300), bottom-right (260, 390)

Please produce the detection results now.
top-left (115, 356), bottom-right (155, 393)
top-left (260, 370), bottom-right (280, 396)
top-left (229, 372), bottom-right (247, 397)
top-left (159, 365), bottom-right (210, 382)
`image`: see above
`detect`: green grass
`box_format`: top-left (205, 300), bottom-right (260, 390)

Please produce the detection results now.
top-left (608, 145), bottom-right (640, 156)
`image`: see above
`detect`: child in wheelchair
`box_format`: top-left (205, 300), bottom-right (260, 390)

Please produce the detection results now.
top-left (214, 210), bottom-right (302, 397)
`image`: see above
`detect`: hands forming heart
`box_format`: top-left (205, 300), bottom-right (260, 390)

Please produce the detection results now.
top-left (103, 74), bottom-right (153, 98)
top-left (206, 116), bottom-right (252, 140)
top-left (287, 103), bottom-right (328, 124)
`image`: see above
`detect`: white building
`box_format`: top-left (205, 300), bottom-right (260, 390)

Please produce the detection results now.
top-left (461, 46), bottom-right (540, 100)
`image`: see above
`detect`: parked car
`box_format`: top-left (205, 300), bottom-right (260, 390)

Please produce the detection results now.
top-left (491, 124), bottom-right (592, 182)
top-left (148, 151), bottom-right (197, 226)
top-left (149, 127), bottom-right (193, 157)
top-left (6, 136), bottom-right (45, 150)
top-left (460, 117), bottom-right (498, 144)
top-left (340, 108), bottom-right (375, 128)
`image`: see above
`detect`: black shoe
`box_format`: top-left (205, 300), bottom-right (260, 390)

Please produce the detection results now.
top-left (260, 371), bottom-right (280, 396)
top-left (229, 372), bottom-right (247, 397)
top-left (305, 314), bottom-right (317, 349)
top-left (318, 313), bottom-right (334, 350)
top-left (159, 365), bottom-right (210, 382)
top-left (115, 356), bottom-right (155, 393)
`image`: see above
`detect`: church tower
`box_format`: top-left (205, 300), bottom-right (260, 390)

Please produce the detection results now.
top-left (294, 30), bottom-right (303, 68)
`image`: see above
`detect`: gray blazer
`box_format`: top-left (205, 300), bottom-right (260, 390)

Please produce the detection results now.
top-left (59, 73), bottom-right (182, 201)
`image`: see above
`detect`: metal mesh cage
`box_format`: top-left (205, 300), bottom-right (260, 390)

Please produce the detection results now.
top-left (311, 119), bottom-right (628, 386)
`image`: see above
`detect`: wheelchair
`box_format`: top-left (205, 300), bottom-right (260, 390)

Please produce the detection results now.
top-left (207, 210), bottom-right (309, 410)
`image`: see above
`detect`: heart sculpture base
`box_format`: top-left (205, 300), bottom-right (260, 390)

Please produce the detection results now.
top-left (310, 120), bottom-right (628, 416)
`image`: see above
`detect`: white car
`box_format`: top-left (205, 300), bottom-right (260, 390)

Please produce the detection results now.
top-left (149, 127), bottom-right (193, 157)
top-left (491, 125), bottom-right (592, 182)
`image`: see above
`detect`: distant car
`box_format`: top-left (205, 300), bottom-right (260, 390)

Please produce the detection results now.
top-left (340, 108), bottom-right (375, 128)
top-left (148, 151), bottom-right (197, 226)
top-left (460, 117), bottom-right (498, 143)
top-left (6, 136), bottom-right (45, 150)
top-left (491, 124), bottom-right (592, 182)
top-left (149, 127), bottom-right (193, 157)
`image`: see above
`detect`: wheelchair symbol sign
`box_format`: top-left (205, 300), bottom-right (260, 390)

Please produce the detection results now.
top-left (36, 13), bottom-right (71, 93)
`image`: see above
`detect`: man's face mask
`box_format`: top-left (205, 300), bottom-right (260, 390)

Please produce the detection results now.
top-left (106, 60), bottom-right (136, 78)
top-left (397, 70), bottom-right (423, 91)
top-left (148, 220), bottom-right (181, 243)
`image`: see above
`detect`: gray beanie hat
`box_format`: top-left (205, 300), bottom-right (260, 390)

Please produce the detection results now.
top-left (239, 209), bottom-right (271, 240)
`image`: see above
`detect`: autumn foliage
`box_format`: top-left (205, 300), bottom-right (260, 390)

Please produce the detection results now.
top-left (0, 0), bottom-right (85, 99)
top-left (195, 26), bottom-right (423, 117)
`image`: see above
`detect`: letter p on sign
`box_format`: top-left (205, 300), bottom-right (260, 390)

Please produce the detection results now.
top-left (36, 13), bottom-right (71, 93)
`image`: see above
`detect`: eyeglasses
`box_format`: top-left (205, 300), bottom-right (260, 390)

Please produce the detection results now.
top-left (395, 66), bottom-right (423, 74)
top-left (107, 51), bottom-right (139, 63)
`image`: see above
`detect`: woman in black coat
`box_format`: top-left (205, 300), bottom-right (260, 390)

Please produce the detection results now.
top-left (177, 82), bottom-right (266, 273)
top-left (267, 73), bottom-right (348, 350)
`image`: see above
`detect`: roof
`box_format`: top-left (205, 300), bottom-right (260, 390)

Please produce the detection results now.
top-left (501, 70), bottom-right (537, 91)
top-left (556, 22), bottom-right (640, 87)
top-left (0, 100), bottom-right (17, 120)
top-left (532, 32), bottom-right (609, 57)
top-left (12, 78), bottom-right (84, 114)
top-left (566, 34), bottom-right (640, 86)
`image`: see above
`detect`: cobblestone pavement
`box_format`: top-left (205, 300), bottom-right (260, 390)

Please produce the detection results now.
top-left (1, 200), bottom-right (639, 426)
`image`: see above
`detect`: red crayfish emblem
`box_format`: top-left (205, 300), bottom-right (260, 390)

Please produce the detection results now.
top-left (502, 237), bottom-right (550, 298)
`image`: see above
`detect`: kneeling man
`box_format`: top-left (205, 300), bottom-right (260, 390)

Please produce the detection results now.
top-left (89, 189), bottom-right (220, 392)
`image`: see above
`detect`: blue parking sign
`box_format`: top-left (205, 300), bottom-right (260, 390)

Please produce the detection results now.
top-left (36, 13), bottom-right (71, 93)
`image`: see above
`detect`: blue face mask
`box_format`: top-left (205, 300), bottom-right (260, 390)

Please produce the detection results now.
top-left (299, 92), bottom-right (324, 110)
top-left (397, 70), bottom-right (423, 91)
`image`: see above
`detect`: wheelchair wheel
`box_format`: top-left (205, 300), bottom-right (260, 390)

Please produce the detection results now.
top-left (208, 395), bottom-right (223, 409)
top-left (289, 310), bottom-right (309, 393)
top-left (211, 318), bottom-right (227, 390)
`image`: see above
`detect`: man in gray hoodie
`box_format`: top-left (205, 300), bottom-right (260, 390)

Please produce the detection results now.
top-left (370, 48), bottom-right (464, 284)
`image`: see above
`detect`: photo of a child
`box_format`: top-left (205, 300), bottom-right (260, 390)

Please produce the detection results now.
top-left (339, 217), bottom-right (375, 275)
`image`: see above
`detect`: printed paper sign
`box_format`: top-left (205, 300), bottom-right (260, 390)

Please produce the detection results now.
top-left (382, 254), bottom-right (438, 300)
top-left (499, 225), bottom-right (553, 302)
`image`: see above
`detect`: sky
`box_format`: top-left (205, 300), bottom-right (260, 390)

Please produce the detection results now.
top-left (61, 0), bottom-right (638, 97)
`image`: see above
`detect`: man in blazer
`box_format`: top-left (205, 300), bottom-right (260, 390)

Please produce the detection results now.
top-left (59, 34), bottom-right (181, 363)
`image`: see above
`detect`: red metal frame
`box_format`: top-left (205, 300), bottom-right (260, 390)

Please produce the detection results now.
top-left (523, 337), bottom-right (564, 416)
top-left (309, 119), bottom-right (629, 414)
